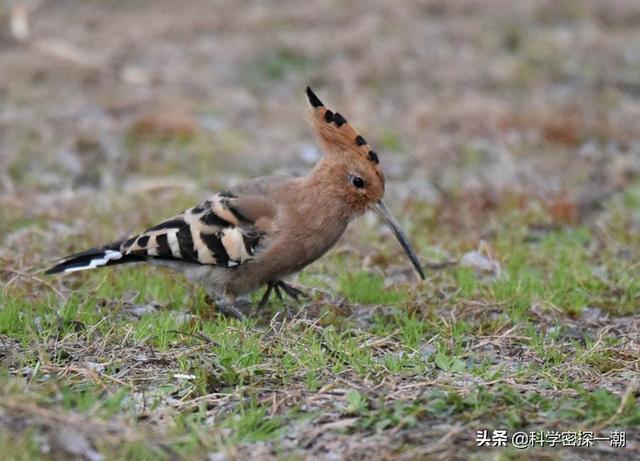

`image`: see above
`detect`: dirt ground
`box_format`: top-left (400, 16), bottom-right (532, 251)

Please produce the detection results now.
top-left (1, 1), bottom-right (640, 460)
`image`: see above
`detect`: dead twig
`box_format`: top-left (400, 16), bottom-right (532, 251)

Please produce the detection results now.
top-left (1, 268), bottom-right (67, 301)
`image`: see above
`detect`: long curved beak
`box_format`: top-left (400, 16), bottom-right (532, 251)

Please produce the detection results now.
top-left (371, 201), bottom-right (425, 280)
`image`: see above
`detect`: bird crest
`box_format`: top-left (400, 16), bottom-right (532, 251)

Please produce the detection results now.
top-left (306, 86), bottom-right (379, 166)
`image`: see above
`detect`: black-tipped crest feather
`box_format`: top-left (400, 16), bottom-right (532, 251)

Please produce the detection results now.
top-left (306, 86), bottom-right (324, 108)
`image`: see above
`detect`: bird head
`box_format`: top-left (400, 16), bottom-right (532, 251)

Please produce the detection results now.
top-left (306, 86), bottom-right (425, 280)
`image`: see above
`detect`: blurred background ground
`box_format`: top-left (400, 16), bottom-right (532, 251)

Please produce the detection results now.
top-left (3, 0), bottom-right (640, 225)
top-left (1, 1), bottom-right (640, 460)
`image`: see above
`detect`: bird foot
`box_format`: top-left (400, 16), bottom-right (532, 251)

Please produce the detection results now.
top-left (258, 280), bottom-right (308, 308)
top-left (277, 281), bottom-right (308, 300)
top-left (205, 295), bottom-right (250, 319)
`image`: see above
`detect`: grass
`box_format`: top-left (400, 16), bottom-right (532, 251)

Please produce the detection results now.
top-left (2, 183), bottom-right (639, 460)
top-left (338, 271), bottom-right (410, 305)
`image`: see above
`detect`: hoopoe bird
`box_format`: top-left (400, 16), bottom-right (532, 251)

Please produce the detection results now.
top-left (47, 87), bottom-right (425, 316)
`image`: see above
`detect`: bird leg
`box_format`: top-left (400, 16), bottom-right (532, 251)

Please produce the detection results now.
top-left (258, 282), bottom-right (275, 308)
top-left (273, 283), bottom-right (284, 300)
top-left (258, 280), bottom-right (308, 307)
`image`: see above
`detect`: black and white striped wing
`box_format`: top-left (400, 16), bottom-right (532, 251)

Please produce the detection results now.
top-left (121, 192), bottom-right (262, 267)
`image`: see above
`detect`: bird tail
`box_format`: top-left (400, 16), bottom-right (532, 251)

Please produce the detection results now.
top-left (45, 240), bottom-right (145, 274)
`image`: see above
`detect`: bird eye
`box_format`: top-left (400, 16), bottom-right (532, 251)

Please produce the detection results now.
top-left (350, 175), bottom-right (365, 188)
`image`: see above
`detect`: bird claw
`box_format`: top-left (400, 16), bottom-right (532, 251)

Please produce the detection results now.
top-left (218, 303), bottom-right (245, 319)
top-left (258, 280), bottom-right (308, 307)
top-left (276, 281), bottom-right (307, 300)
top-left (205, 295), bottom-right (247, 319)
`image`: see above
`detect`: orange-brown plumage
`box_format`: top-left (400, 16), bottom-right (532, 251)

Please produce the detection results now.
top-left (47, 87), bottom-right (424, 316)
